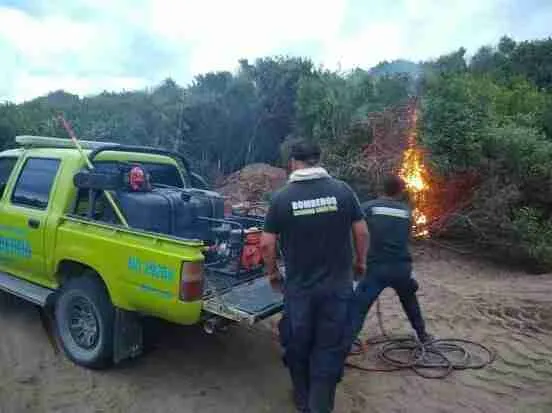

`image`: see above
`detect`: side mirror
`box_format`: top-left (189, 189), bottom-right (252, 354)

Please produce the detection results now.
top-left (190, 172), bottom-right (209, 190)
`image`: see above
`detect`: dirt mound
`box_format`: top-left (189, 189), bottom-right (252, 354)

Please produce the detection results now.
top-left (217, 163), bottom-right (287, 211)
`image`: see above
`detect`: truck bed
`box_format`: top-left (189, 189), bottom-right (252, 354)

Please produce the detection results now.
top-left (203, 263), bottom-right (263, 297)
top-left (203, 266), bottom-right (283, 324)
top-left (59, 216), bottom-right (283, 326)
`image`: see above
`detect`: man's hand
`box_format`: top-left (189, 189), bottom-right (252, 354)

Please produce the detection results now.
top-left (267, 270), bottom-right (284, 293)
top-left (261, 232), bottom-right (283, 292)
top-left (353, 258), bottom-right (367, 278)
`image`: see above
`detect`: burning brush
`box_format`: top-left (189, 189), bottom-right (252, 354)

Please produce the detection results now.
top-left (360, 98), bottom-right (478, 239)
top-left (398, 107), bottom-right (430, 238)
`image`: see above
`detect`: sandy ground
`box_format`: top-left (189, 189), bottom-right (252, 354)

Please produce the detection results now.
top-left (1, 247), bottom-right (552, 413)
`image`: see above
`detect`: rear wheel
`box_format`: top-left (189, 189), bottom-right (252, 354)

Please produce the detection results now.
top-left (55, 274), bottom-right (114, 369)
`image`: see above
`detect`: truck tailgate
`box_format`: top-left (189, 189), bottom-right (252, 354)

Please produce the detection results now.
top-left (203, 276), bottom-right (283, 324)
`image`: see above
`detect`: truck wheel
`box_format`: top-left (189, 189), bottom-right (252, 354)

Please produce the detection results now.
top-left (55, 274), bottom-right (114, 369)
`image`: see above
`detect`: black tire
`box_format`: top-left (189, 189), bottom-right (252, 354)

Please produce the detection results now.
top-left (55, 273), bottom-right (114, 369)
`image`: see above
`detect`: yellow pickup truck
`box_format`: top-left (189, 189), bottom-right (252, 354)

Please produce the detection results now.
top-left (0, 136), bottom-right (282, 369)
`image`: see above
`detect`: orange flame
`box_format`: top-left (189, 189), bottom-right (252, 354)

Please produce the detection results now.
top-left (399, 109), bottom-right (430, 238)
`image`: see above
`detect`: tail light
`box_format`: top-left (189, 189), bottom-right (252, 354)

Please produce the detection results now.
top-left (179, 261), bottom-right (204, 302)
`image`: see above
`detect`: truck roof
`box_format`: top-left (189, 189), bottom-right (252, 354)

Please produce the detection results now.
top-left (5, 135), bottom-right (181, 166)
top-left (16, 135), bottom-right (117, 150)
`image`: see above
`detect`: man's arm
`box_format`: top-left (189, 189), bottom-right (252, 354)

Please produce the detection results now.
top-left (262, 193), bottom-right (283, 288)
top-left (344, 183), bottom-right (368, 278)
top-left (261, 232), bottom-right (280, 280)
top-left (352, 220), bottom-right (369, 278)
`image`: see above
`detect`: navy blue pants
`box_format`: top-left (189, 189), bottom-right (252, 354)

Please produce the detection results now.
top-left (351, 263), bottom-right (427, 341)
top-left (278, 286), bottom-right (353, 413)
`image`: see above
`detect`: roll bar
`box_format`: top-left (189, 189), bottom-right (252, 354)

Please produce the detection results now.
top-left (88, 144), bottom-right (209, 189)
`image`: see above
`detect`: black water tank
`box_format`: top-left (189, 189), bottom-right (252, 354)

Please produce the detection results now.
top-left (180, 188), bottom-right (224, 219)
top-left (116, 188), bottom-right (223, 240)
top-left (116, 191), bottom-right (173, 234)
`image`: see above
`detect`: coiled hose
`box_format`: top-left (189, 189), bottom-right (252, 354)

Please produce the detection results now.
top-left (345, 300), bottom-right (496, 379)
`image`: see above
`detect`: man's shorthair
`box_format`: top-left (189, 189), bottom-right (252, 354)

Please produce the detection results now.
top-left (383, 175), bottom-right (406, 197)
top-left (289, 139), bottom-right (321, 166)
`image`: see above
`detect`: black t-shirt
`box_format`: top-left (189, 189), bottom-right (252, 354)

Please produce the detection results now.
top-left (362, 198), bottom-right (412, 264)
top-left (264, 177), bottom-right (363, 292)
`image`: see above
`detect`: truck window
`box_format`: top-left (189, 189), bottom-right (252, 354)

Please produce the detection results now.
top-left (11, 158), bottom-right (60, 210)
top-left (0, 157), bottom-right (18, 198)
top-left (94, 161), bottom-right (184, 188)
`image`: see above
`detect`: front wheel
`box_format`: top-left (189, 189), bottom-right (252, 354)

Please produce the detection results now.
top-left (55, 274), bottom-right (114, 369)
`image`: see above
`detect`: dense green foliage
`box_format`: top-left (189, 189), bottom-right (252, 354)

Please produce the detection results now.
top-left (421, 38), bottom-right (552, 270)
top-left (2, 36), bottom-right (552, 270)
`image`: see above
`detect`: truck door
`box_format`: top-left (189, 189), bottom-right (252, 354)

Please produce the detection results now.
top-left (0, 157), bottom-right (61, 286)
top-left (0, 156), bottom-right (20, 275)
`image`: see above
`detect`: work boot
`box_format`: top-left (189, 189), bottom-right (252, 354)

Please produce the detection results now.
top-left (417, 332), bottom-right (436, 345)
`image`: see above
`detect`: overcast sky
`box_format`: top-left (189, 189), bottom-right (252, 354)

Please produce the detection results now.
top-left (1, 0), bottom-right (551, 103)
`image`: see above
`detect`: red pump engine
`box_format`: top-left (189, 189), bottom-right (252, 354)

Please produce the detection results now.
top-left (241, 228), bottom-right (263, 270)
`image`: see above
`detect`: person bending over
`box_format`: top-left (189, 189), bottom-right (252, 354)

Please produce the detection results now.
top-left (351, 174), bottom-right (431, 344)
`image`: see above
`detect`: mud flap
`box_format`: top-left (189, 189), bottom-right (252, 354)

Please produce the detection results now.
top-left (203, 276), bottom-right (283, 325)
top-left (113, 308), bottom-right (143, 364)
top-left (38, 307), bottom-right (60, 355)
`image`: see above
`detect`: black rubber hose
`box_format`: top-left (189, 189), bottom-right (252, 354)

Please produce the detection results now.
top-left (346, 300), bottom-right (496, 379)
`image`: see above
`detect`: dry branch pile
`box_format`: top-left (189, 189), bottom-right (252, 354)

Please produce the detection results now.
top-left (216, 163), bottom-right (287, 214)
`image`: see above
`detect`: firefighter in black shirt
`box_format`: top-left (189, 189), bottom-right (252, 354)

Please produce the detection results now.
top-left (262, 139), bottom-right (368, 413)
top-left (351, 175), bottom-right (430, 343)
